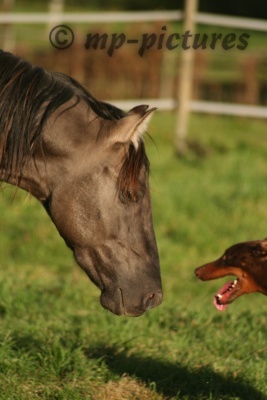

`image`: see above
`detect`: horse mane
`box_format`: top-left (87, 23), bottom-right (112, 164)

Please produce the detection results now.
top-left (0, 51), bottom-right (149, 198)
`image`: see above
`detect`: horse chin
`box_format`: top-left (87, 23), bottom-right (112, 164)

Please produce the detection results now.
top-left (100, 289), bottom-right (145, 317)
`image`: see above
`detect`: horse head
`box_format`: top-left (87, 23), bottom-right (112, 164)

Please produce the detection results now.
top-left (0, 51), bottom-right (162, 316)
top-left (41, 103), bottom-right (162, 316)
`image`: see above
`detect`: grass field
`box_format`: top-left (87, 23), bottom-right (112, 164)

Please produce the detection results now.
top-left (1, 112), bottom-right (267, 400)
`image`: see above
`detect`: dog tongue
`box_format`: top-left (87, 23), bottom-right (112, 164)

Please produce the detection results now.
top-left (213, 281), bottom-right (233, 312)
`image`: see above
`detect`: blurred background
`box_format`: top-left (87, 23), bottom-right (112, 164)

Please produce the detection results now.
top-left (1, 0), bottom-right (267, 109)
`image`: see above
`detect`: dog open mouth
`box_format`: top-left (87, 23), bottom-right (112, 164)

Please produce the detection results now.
top-left (213, 278), bottom-right (239, 311)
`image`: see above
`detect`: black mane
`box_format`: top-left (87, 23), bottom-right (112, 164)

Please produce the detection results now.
top-left (0, 50), bottom-right (125, 182)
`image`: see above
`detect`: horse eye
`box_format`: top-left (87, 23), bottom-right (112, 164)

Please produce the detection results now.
top-left (120, 190), bottom-right (139, 203)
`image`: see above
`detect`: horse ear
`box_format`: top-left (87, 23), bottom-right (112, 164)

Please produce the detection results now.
top-left (111, 105), bottom-right (156, 149)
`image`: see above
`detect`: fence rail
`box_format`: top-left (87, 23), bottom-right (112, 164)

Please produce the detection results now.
top-left (1, 11), bottom-right (267, 32)
top-left (0, 11), bottom-right (183, 24)
top-left (111, 99), bottom-right (267, 119)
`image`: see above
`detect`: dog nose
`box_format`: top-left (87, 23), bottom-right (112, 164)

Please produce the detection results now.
top-left (195, 268), bottom-right (200, 277)
top-left (143, 292), bottom-right (163, 310)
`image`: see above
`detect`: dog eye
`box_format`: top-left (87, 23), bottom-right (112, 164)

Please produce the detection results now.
top-left (252, 246), bottom-right (264, 257)
top-left (222, 254), bottom-right (228, 264)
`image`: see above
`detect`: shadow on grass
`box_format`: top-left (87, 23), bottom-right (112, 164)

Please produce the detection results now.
top-left (8, 332), bottom-right (266, 399)
top-left (86, 345), bottom-right (266, 400)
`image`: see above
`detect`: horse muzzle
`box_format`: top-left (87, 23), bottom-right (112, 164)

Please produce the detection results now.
top-left (100, 287), bottom-right (163, 317)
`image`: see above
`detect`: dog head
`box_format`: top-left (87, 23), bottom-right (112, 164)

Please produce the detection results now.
top-left (195, 239), bottom-right (267, 311)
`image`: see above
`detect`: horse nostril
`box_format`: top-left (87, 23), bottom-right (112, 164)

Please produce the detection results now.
top-left (144, 292), bottom-right (162, 310)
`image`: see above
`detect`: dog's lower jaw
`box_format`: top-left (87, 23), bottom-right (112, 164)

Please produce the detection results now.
top-left (213, 278), bottom-right (240, 311)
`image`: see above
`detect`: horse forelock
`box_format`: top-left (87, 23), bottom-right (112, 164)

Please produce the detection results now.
top-left (117, 140), bottom-right (150, 202)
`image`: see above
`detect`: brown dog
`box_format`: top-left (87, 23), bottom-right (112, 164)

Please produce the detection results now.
top-left (195, 239), bottom-right (267, 311)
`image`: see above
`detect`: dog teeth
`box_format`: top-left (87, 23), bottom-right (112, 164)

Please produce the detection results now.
top-left (216, 279), bottom-right (239, 305)
top-left (229, 279), bottom-right (238, 290)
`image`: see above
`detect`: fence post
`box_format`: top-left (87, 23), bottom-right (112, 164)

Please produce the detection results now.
top-left (2, 0), bottom-right (15, 51)
top-left (47, 0), bottom-right (64, 33)
top-left (175, 0), bottom-right (199, 155)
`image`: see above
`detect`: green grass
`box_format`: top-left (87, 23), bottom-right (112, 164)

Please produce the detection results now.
top-left (1, 113), bottom-right (267, 399)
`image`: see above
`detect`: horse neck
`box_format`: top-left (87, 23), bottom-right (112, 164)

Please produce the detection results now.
top-left (0, 140), bottom-right (50, 202)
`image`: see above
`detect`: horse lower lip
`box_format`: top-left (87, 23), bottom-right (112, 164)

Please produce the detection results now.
top-left (100, 289), bottom-right (125, 316)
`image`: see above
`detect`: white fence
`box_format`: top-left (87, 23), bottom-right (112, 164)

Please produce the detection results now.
top-left (1, 11), bottom-right (267, 31)
top-left (1, 10), bottom-right (267, 121)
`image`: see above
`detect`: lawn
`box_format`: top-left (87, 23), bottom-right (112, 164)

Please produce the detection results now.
top-left (0, 112), bottom-right (267, 399)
